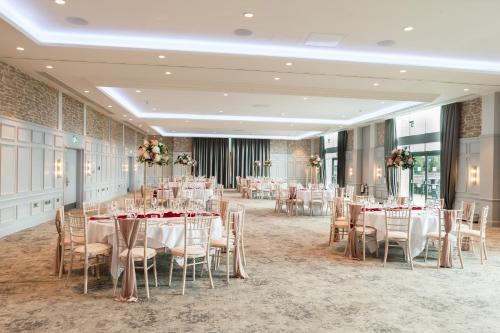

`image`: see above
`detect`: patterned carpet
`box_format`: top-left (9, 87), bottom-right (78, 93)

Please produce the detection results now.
top-left (1, 190), bottom-right (500, 332)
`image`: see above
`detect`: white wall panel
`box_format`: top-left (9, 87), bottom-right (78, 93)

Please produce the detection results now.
top-left (31, 148), bottom-right (44, 191)
top-left (17, 146), bottom-right (31, 193)
top-left (1, 124), bottom-right (16, 141)
top-left (1, 144), bottom-right (17, 195)
top-left (43, 149), bottom-right (54, 190)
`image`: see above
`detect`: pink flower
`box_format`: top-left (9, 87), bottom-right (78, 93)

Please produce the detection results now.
top-left (139, 147), bottom-right (145, 156)
top-left (407, 157), bottom-right (414, 165)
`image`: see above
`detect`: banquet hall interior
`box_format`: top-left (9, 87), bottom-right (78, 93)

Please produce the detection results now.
top-left (1, 1), bottom-right (500, 332)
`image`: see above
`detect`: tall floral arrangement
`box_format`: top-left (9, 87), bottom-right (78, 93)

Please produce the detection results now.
top-left (387, 147), bottom-right (414, 170)
top-left (309, 155), bottom-right (322, 168)
top-left (254, 160), bottom-right (262, 168)
top-left (137, 139), bottom-right (170, 166)
top-left (175, 153), bottom-right (196, 166)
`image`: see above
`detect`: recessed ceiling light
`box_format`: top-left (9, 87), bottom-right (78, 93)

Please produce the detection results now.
top-left (158, 55), bottom-right (165, 59)
top-left (16, 46), bottom-right (24, 51)
top-left (184, 120), bottom-right (190, 123)
top-left (341, 115), bottom-right (346, 118)
top-left (135, 90), bottom-right (142, 93)
top-left (123, 114), bottom-right (127, 117)
top-left (464, 88), bottom-right (470, 92)
top-left (165, 71), bottom-right (172, 75)
top-left (373, 82), bottom-right (380, 87)
top-left (403, 26), bottom-right (414, 32)
top-left (399, 69), bottom-right (407, 73)
top-left (290, 124), bottom-right (295, 127)
top-left (380, 101), bottom-right (386, 104)
top-left (128, 118), bottom-right (132, 121)
top-left (212, 131), bottom-right (217, 134)
top-left (239, 121), bottom-right (243, 124)
top-left (107, 105), bottom-right (112, 108)
top-left (54, 0), bottom-right (66, 4)
top-left (280, 112), bottom-right (286, 116)
top-left (139, 125), bottom-right (142, 127)
top-left (274, 77), bottom-right (281, 81)
top-left (285, 62), bottom-right (293, 66)
top-left (243, 12), bottom-right (254, 18)
top-left (223, 93), bottom-right (228, 97)
top-left (84, 90), bottom-right (89, 93)
top-left (218, 110), bottom-right (224, 113)
top-left (152, 107), bottom-right (156, 111)
top-left (45, 65), bottom-right (53, 69)
top-left (303, 97), bottom-right (309, 100)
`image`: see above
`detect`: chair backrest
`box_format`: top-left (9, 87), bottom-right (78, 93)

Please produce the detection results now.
top-left (345, 185), bottom-right (354, 199)
top-left (83, 201), bottom-right (100, 216)
top-left (184, 215), bottom-right (213, 256)
top-left (396, 197), bottom-right (409, 206)
top-left (384, 208), bottom-right (411, 237)
top-left (311, 190), bottom-right (324, 201)
top-left (228, 203), bottom-right (246, 241)
top-left (354, 195), bottom-right (368, 203)
top-left (333, 197), bottom-right (345, 218)
top-left (437, 209), bottom-right (461, 238)
top-left (426, 198), bottom-right (443, 209)
top-left (288, 186), bottom-right (297, 199)
top-left (54, 206), bottom-right (65, 236)
top-left (461, 201), bottom-right (476, 225)
top-left (335, 187), bottom-right (345, 198)
top-left (347, 203), bottom-right (364, 230)
top-left (479, 206), bottom-right (489, 237)
top-left (67, 212), bottom-right (87, 247)
top-left (114, 217), bottom-right (148, 258)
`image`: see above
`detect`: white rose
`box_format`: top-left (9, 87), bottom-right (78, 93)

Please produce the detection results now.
top-left (154, 154), bottom-right (161, 162)
top-left (152, 146), bottom-right (160, 154)
top-left (144, 151), bottom-right (150, 159)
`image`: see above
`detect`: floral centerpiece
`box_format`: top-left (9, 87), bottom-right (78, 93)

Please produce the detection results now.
top-left (254, 160), bottom-right (262, 168)
top-left (386, 147), bottom-right (414, 169)
top-left (174, 153), bottom-right (196, 166)
top-left (264, 160), bottom-right (272, 167)
top-left (137, 139), bottom-right (170, 166)
top-left (309, 155), bottom-right (322, 168)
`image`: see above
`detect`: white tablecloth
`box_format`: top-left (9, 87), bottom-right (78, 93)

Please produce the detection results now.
top-left (88, 215), bottom-right (222, 278)
top-left (156, 188), bottom-right (214, 201)
top-left (363, 210), bottom-right (439, 258)
top-left (296, 189), bottom-right (335, 206)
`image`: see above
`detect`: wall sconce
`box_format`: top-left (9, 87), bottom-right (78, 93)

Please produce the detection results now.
top-left (133, 163), bottom-right (138, 172)
top-left (123, 164), bottom-right (129, 173)
top-left (470, 165), bottom-right (479, 186)
top-left (85, 160), bottom-right (92, 176)
top-left (348, 167), bottom-right (353, 178)
top-left (55, 159), bottom-right (63, 179)
top-left (376, 167), bottom-right (382, 179)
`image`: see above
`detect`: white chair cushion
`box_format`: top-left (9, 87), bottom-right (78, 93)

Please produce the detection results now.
top-left (387, 231), bottom-right (408, 240)
top-left (74, 243), bottom-right (111, 256)
top-left (210, 237), bottom-right (234, 248)
top-left (461, 229), bottom-right (481, 238)
top-left (333, 220), bottom-right (349, 228)
top-left (119, 247), bottom-right (156, 261)
top-left (355, 226), bottom-right (376, 235)
top-left (171, 245), bottom-right (206, 258)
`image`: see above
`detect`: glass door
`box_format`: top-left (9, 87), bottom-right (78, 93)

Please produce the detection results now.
top-left (410, 154), bottom-right (440, 206)
top-left (332, 159), bottom-right (338, 186)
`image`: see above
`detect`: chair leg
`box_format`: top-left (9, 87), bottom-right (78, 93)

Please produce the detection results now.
top-left (480, 238), bottom-right (484, 264)
top-left (113, 277), bottom-right (118, 296)
top-left (58, 246), bottom-right (65, 279)
top-left (483, 239), bottom-right (488, 260)
top-left (181, 259), bottom-right (188, 295)
top-left (407, 242), bottom-right (413, 270)
top-left (226, 247), bottom-right (230, 283)
top-left (241, 237), bottom-right (247, 266)
top-left (84, 256), bottom-right (89, 294)
top-left (437, 239), bottom-right (441, 269)
top-left (424, 238), bottom-right (429, 263)
top-left (144, 259), bottom-right (150, 299)
top-left (329, 226), bottom-right (333, 246)
top-left (383, 239), bottom-right (389, 267)
top-left (193, 260), bottom-right (196, 281)
top-left (375, 235), bottom-right (379, 258)
top-left (207, 260), bottom-right (214, 289)
top-left (457, 237), bottom-right (464, 269)
top-left (362, 235), bottom-right (366, 261)
top-left (168, 256), bottom-right (174, 286)
top-left (153, 257), bottom-right (158, 287)
top-left (65, 251), bottom-right (74, 286)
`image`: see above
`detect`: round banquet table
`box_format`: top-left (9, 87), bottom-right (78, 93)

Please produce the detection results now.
top-left (87, 213), bottom-right (222, 279)
top-left (296, 189), bottom-right (335, 206)
top-left (362, 208), bottom-right (440, 258)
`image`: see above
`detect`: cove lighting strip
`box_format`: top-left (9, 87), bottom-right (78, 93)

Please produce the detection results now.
top-left (98, 87), bottom-right (422, 126)
top-left (150, 126), bottom-right (321, 140)
top-left (2, 2), bottom-right (500, 72)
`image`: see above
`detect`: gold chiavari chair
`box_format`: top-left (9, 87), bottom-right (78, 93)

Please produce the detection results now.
top-left (460, 206), bottom-right (489, 264)
top-left (383, 208), bottom-right (413, 269)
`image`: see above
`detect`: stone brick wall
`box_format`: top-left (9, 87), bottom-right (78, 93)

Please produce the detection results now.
top-left (288, 139), bottom-right (311, 157)
top-left (86, 107), bottom-right (109, 141)
top-left (173, 137), bottom-right (192, 152)
top-left (346, 130), bottom-right (354, 151)
top-left (459, 98), bottom-right (481, 138)
top-left (62, 93), bottom-right (84, 135)
top-left (376, 122), bottom-right (385, 147)
top-left (270, 140), bottom-right (288, 154)
top-left (110, 120), bottom-right (123, 145)
top-left (0, 61), bottom-right (58, 128)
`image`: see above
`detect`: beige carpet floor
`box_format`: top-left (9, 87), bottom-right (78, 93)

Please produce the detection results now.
top-left (1, 190), bottom-right (500, 333)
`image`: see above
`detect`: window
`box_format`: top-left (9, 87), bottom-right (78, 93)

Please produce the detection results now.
top-left (323, 132), bottom-right (338, 186)
top-left (396, 107), bottom-right (441, 205)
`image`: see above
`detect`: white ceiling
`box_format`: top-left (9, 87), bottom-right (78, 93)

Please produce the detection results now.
top-left (1, 0), bottom-right (500, 139)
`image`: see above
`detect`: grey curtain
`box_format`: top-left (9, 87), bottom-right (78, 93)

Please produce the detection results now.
top-left (320, 136), bottom-right (326, 184)
top-left (337, 131), bottom-right (348, 187)
top-left (440, 103), bottom-right (460, 209)
top-left (192, 138), bottom-right (230, 187)
top-left (231, 138), bottom-right (270, 186)
top-left (384, 119), bottom-right (398, 196)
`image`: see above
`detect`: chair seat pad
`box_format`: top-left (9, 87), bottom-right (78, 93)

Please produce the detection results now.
top-left (171, 245), bottom-right (206, 258)
top-left (387, 231), bottom-right (408, 240)
top-left (119, 247), bottom-right (157, 260)
top-left (333, 220), bottom-right (349, 227)
top-left (210, 237), bottom-right (234, 248)
top-left (74, 243), bottom-right (111, 256)
top-left (334, 216), bottom-right (346, 221)
top-left (355, 226), bottom-right (376, 234)
top-left (461, 229), bottom-right (481, 238)
top-left (311, 200), bottom-right (324, 204)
